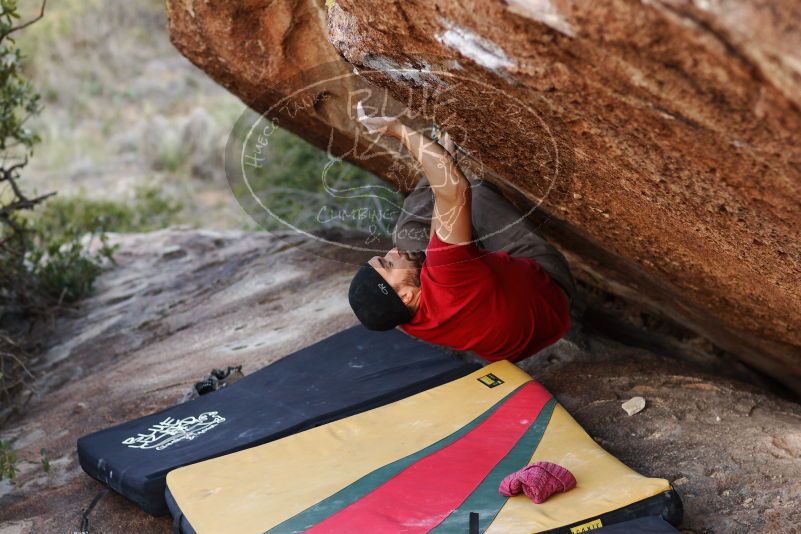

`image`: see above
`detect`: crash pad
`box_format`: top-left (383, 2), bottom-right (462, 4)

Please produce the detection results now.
top-left (77, 326), bottom-right (479, 516)
top-left (166, 361), bottom-right (682, 533)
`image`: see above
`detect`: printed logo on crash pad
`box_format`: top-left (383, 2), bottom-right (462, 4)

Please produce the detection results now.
top-left (570, 518), bottom-right (603, 532)
top-left (477, 373), bottom-right (504, 388)
top-left (121, 411), bottom-right (226, 451)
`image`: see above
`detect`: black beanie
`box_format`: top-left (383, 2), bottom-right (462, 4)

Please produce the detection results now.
top-left (348, 263), bottom-right (413, 331)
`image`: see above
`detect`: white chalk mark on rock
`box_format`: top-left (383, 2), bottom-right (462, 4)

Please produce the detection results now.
top-left (436, 21), bottom-right (516, 72)
top-left (505, 0), bottom-right (576, 38)
top-left (360, 55), bottom-right (447, 89)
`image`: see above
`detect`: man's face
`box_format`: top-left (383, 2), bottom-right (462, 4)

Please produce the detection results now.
top-left (367, 247), bottom-right (422, 290)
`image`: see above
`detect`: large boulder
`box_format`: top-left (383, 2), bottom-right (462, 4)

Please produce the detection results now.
top-left (165, 0), bottom-right (801, 392)
top-left (0, 229), bottom-right (799, 532)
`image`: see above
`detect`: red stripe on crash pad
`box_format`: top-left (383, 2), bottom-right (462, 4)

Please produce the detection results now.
top-left (306, 381), bottom-right (551, 533)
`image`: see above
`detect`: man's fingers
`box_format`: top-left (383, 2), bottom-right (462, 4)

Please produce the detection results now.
top-left (356, 101), bottom-right (380, 133)
top-left (357, 100), bottom-right (395, 134)
top-left (356, 100), bottom-right (370, 122)
top-left (437, 131), bottom-right (457, 156)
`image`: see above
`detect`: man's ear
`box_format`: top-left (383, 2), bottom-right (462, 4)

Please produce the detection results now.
top-left (396, 284), bottom-right (419, 306)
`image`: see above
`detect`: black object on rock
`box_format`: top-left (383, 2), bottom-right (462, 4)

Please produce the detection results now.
top-left (183, 365), bottom-right (245, 402)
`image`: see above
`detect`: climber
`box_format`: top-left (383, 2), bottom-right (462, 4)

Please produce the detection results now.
top-left (347, 101), bottom-right (576, 363)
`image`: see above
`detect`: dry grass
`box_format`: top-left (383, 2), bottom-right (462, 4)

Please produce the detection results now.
top-left (15, 0), bottom-right (247, 229)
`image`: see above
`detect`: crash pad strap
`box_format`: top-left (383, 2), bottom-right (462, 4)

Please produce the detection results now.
top-left (76, 488), bottom-right (108, 534)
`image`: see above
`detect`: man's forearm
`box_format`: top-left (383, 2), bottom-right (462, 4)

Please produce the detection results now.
top-left (356, 105), bottom-right (472, 243)
top-left (390, 124), bottom-right (468, 200)
top-left (389, 123), bottom-right (473, 244)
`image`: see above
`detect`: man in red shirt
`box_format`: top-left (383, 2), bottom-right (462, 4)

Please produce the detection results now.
top-left (348, 103), bottom-right (575, 363)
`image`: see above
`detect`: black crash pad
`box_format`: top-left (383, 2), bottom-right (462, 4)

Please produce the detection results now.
top-left (77, 326), bottom-right (479, 515)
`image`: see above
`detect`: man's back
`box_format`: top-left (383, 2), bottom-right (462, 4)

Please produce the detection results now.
top-left (401, 232), bottom-right (571, 362)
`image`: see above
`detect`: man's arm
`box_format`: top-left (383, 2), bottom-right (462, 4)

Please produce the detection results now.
top-left (388, 123), bottom-right (472, 245)
top-left (354, 102), bottom-right (471, 244)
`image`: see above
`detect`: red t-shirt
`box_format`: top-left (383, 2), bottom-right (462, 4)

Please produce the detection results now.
top-left (401, 231), bottom-right (571, 362)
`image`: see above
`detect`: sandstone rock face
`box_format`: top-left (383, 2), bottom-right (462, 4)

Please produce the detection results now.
top-left (328, 0), bottom-right (801, 395)
top-left (166, 0), bottom-right (801, 392)
top-left (165, 0), bottom-right (421, 187)
top-left (0, 230), bottom-right (799, 532)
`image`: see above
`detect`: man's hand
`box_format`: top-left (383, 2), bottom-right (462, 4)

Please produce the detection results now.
top-left (438, 131), bottom-right (458, 160)
top-left (356, 101), bottom-right (402, 135)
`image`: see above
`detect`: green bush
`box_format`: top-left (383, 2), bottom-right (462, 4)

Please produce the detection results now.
top-left (0, 0), bottom-right (49, 318)
top-left (32, 198), bottom-right (133, 238)
top-left (26, 233), bottom-right (115, 304)
top-left (0, 215), bottom-right (115, 308)
top-left (0, 0), bottom-right (145, 417)
top-left (0, 440), bottom-right (50, 481)
top-left (32, 185), bottom-right (182, 237)
top-left (0, 440), bottom-right (17, 481)
top-left (23, 185), bottom-right (181, 303)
